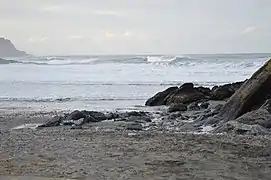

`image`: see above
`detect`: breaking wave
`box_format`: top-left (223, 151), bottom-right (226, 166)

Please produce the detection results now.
top-left (5, 55), bottom-right (195, 66)
top-left (2, 54), bottom-right (270, 68)
top-left (0, 96), bottom-right (146, 103)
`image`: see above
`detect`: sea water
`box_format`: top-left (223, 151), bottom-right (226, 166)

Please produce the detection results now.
top-left (0, 54), bottom-right (270, 112)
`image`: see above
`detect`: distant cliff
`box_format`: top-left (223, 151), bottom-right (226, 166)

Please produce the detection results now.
top-left (0, 38), bottom-right (26, 57)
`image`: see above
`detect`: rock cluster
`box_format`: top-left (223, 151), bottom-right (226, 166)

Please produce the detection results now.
top-left (39, 110), bottom-right (152, 131)
top-left (146, 82), bottom-right (243, 106)
top-left (146, 59), bottom-right (271, 135)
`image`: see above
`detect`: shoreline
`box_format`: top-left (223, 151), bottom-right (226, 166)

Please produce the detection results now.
top-left (1, 121), bottom-right (271, 179)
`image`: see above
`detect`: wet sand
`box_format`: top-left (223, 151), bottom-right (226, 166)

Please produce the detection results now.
top-left (1, 112), bottom-right (271, 180)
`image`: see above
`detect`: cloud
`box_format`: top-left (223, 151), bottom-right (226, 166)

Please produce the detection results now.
top-left (27, 36), bottom-right (49, 43)
top-left (105, 31), bottom-right (117, 38)
top-left (242, 26), bottom-right (257, 34)
top-left (104, 31), bottom-right (133, 39)
top-left (41, 6), bottom-right (62, 12)
top-left (68, 35), bottom-right (93, 42)
top-left (68, 35), bottom-right (85, 40)
top-left (123, 31), bottom-right (132, 37)
top-left (94, 10), bottom-right (122, 16)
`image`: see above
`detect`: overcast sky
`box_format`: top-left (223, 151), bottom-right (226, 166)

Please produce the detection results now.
top-left (0, 0), bottom-right (270, 55)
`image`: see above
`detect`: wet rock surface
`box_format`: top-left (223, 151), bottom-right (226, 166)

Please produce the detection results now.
top-left (168, 103), bottom-right (187, 113)
top-left (145, 82), bottom-right (244, 107)
top-left (210, 81), bottom-right (244, 100)
top-left (214, 121), bottom-right (271, 135)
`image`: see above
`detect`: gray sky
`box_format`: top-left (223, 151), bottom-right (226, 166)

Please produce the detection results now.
top-left (0, 0), bottom-right (270, 55)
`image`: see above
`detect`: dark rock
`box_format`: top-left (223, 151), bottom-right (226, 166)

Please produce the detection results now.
top-left (211, 85), bottom-right (234, 100)
top-left (39, 116), bottom-right (62, 127)
top-left (145, 83), bottom-right (211, 107)
top-left (199, 102), bottom-right (210, 109)
top-left (204, 116), bottom-right (221, 125)
top-left (167, 112), bottom-right (184, 120)
top-left (187, 102), bottom-right (200, 111)
top-left (235, 109), bottom-right (271, 128)
top-left (126, 111), bottom-right (148, 117)
top-left (125, 115), bottom-right (152, 123)
top-left (213, 104), bottom-right (224, 114)
top-left (165, 87), bottom-right (205, 105)
top-left (261, 99), bottom-right (271, 113)
top-left (105, 112), bottom-right (119, 120)
top-left (84, 116), bottom-right (101, 123)
top-left (168, 103), bottom-right (187, 113)
top-left (210, 81), bottom-right (244, 100)
top-left (71, 126), bottom-right (83, 130)
top-left (117, 111), bottom-right (151, 122)
top-left (233, 100), bottom-right (271, 128)
top-left (197, 87), bottom-right (212, 96)
top-left (145, 86), bottom-right (178, 106)
top-left (85, 111), bottom-right (107, 121)
top-left (126, 123), bottom-right (143, 131)
top-left (180, 83), bottom-right (194, 89)
top-left (66, 110), bottom-right (87, 120)
top-left (214, 121), bottom-right (270, 135)
top-left (217, 59), bottom-right (271, 122)
top-left (65, 110), bottom-right (106, 124)
top-left (194, 104), bottom-right (223, 126)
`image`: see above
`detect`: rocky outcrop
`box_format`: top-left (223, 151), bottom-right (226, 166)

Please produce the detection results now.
top-left (146, 82), bottom-right (243, 107)
top-left (210, 81), bottom-right (244, 100)
top-left (0, 38), bottom-right (26, 57)
top-left (168, 103), bottom-right (187, 113)
top-left (215, 59), bottom-right (271, 122)
top-left (214, 99), bottom-right (271, 134)
top-left (214, 121), bottom-right (270, 135)
top-left (146, 83), bottom-right (208, 106)
top-left (39, 110), bottom-right (152, 128)
top-left (145, 87), bottom-right (178, 106)
top-left (39, 116), bottom-right (63, 128)
top-left (164, 83), bottom-right (207, 105)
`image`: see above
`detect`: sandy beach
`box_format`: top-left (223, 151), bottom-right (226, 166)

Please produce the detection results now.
top-left (0, 111), bottom-right (270, 180)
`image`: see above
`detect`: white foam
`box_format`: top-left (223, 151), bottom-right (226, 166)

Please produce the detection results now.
top-left (147, 56), bottom-right (177, 63)
top-left (201, 125), bottom-right (215, 133)
top-left (12, 123), bottom-right (42, 130)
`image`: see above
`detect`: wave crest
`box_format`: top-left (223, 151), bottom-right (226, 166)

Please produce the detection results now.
top-left (0, 96), bottom-right (146, 103)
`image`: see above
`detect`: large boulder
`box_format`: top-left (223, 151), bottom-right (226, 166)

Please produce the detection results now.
top-left (146, 83), bottom-right (212, 106)
top-left (39, 116), bottom-right (62, 128)
top-left (65, 110), bottom-right (107, 122)
top-left (210, 81), bottom-right (244, 100)
top-left (145, 87), bottom-right (178, 106)
top-left (66, 110), bottom-right (87, 120)
top-left (214, 121), bottom-right (270, 135)
top-left (235, 109), bottom-right (271, 128)
top-left (164, 84), bottom-right (206, 105)
top-left (168, 103), bottom-right (187, 113)
top-left (215, 59), bottom-right (271, 122)
top-left (233, 99), bottom-right (271, 128)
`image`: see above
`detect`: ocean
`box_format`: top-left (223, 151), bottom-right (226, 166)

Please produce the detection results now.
top-left (0, 53), bottom-right (270, 112)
